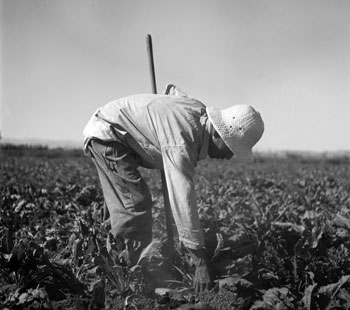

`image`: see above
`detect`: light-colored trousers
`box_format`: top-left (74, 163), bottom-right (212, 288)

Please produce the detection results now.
top-left (86, 139), bottom-right (153, 249)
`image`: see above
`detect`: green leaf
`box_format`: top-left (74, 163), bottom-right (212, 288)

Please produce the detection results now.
top-left (302, 283), bottom-right (318, 310)
top-left (272, 221), bottom-right (305, 234)
top-left (332, 213), bottom-right (350, 229)
top-left (317, 275), bottom-right (350, 310)
top-left (72, 238), bottom-right (84, 261)
top-left (251, 287), bottom-right (294, 310)
top-left (17, 292), bottom-right (29, 304)
top-left (136, 239), bottom-right (161, 266)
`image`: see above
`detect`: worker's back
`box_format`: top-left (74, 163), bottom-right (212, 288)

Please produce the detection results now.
top-left (83, 94), bottom-right (208, 168)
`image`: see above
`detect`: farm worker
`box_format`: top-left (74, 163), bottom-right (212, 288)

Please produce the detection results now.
top-left (83, 84), bottom-right (264, 292)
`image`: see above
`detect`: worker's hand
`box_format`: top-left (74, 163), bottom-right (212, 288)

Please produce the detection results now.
top-left (187, 248), bottom-right (214, 292)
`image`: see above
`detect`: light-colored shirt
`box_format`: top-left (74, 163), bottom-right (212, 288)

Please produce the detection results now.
top-left (83, 94), bottom-right (212, 249)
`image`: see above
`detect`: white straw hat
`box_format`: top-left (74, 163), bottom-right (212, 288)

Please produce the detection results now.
top-left (206, 105), bottom-right (264, 162)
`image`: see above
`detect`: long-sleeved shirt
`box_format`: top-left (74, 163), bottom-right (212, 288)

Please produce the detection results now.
top-left (83, 94), bottom-right (212, 249)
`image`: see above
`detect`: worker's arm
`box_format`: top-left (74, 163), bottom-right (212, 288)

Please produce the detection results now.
top-left (161, 145), bottom-right (203, 248)
top-left (161, 145), bottom-right (214, 291)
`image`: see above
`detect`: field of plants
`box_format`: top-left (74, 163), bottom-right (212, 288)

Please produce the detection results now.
top-left (1, 144), bottom-right (350, 310)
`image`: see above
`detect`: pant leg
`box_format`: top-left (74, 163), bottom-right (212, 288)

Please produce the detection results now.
top-left (87, 139), bottom-right (153, 248)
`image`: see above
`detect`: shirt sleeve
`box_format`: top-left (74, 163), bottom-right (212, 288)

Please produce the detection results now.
top-left (161, 145), bottom-right (205, 249)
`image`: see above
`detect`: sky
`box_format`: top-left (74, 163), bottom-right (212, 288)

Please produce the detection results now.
top-left (1, 0), bottom-right (350, 152)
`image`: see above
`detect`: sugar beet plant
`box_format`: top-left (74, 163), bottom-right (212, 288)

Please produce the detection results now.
top-left (1, 145), bottom-right (350, 310)
top-left (194, 156), bottom-right (350, 309)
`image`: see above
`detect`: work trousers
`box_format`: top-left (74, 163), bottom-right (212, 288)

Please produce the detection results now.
top-left (86, 139), bottom-right (153, 249)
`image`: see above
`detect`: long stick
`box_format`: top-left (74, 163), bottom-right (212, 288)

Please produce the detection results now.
top-left (145, 34), bottom-right (174, 250)
top-left (146, 34), bottom-right (157, 94)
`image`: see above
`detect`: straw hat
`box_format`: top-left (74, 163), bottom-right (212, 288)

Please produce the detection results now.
top-left (206, 105), bottom-right (264, 162)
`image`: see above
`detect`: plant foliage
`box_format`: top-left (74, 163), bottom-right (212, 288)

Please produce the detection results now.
top-left (1, 145), bottom-right (350, 309)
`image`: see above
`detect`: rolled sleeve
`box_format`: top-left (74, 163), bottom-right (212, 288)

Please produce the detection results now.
top-left (161, 145), bottom-right (205, 249)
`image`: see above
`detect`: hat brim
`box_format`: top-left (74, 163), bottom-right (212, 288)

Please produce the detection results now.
top-left (207, 106), bottom-right (254, 163)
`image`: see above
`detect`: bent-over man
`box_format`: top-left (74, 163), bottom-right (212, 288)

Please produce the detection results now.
top-left (83, 85), bottom-right (264, 292)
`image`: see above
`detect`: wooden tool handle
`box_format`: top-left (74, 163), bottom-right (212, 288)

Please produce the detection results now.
top-left (146, 34), bottom-right (157, 94)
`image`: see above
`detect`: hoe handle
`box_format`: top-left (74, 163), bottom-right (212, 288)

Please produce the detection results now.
top-left (146, 34), bottom-right (157, 94)
top-left (146, 34), bottom-right (174, 250)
